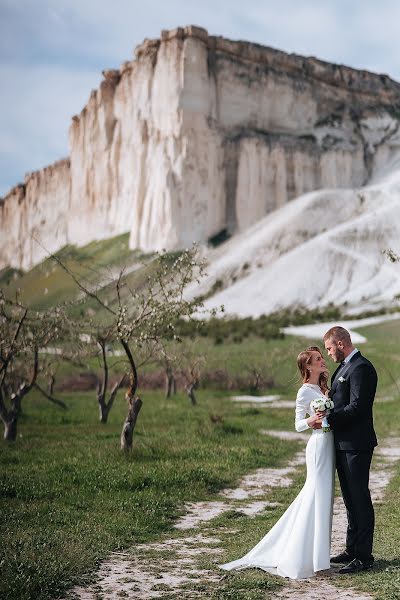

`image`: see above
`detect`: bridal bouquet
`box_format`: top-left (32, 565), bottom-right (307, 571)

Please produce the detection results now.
top-left (310, 397), bottom-right (334, 432)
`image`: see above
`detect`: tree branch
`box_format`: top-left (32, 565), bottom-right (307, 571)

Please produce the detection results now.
top-left (13, 347), bottom-right (40, 408)
top-left (0, 307), bottom-right (28, 386)
top-left (106, 373), bottom-right (126, 412)
top-left (98, 338), bottom-right (108, 400)
top-left (34, 383), bottom-right (68, 410)
top-left (44, 246), bottom-right (117, 316)
top-left (0, 385), bottom-right (9, 424)
top-left (120, 339), bottom-right (138, 397)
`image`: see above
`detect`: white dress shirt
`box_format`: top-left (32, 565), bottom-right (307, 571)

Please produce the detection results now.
top-left (343, 347), bottom-right (359, 363)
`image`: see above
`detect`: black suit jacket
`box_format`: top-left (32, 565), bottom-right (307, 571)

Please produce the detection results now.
top-left (328, 351), bottom-right (378, 451)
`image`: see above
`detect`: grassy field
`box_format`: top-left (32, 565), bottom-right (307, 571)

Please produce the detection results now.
top-left (1, 321), bottom-right (400, 599)
top-left (0, 389), bottom-right (297, 599)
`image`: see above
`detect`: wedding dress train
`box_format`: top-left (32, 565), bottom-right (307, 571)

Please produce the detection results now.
top-left (220, 383), bottom-right (335, 579)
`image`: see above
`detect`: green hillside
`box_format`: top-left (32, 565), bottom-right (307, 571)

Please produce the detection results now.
top-left (0, 233), bottom-right (155, 311)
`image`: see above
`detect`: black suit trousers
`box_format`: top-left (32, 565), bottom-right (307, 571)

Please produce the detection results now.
top-left (335, 448), bottom-right (374, 562)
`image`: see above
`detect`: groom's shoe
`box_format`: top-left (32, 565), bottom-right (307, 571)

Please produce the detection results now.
top-left (339, 558), bottom-right (374, 574)
top-left (330, 551), bottom-right (354, 564)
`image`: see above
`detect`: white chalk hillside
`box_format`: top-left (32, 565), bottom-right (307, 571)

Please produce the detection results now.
top-left (186, 160), bottom-right (400, 317)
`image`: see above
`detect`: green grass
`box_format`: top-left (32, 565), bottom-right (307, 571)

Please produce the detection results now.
top-left (0, 233), bottom-right (152, 311)
top-left (177, 317), bottom-right (400, 396)
top-left (329, 464), bottom-right (400, 600)
top-left (0, 388), bottom-right (297, 600)
top-left (1, 321), bottom-right (399, 599)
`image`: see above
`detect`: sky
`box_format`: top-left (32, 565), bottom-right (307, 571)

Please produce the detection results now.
top-left (1, 0), bottom-right (400, 197)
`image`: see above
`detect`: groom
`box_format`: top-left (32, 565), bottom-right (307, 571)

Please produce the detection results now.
top-left (323, 326), bottom-right (378, 574)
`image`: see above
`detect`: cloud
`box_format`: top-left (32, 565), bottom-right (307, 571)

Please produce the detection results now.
top-left (1, 0), bottom-right (400, 196)
top-left (0, 64), bottom-right (101, 195)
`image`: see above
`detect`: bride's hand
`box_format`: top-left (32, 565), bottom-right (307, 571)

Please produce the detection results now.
top-left (307, 414), bottom-right (323, 429)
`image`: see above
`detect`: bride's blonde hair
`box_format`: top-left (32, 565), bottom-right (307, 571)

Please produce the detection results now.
top-left (297, 346), bottom-right (329, 394)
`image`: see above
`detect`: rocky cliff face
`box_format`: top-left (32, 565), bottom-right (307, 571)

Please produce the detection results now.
top-left (0, 159), bottom-right (70, 270)
top-left (1, 26), bottom-right (400, 270)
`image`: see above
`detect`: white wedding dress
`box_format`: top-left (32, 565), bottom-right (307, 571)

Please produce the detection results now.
top-left (220, 383), bottom-right (335, 579)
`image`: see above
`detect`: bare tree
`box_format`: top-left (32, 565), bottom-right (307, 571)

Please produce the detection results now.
top-left (244, 356), bottom-right (274, 394)
top-left (156, 339), bottom-right (179, 399)
top-left (120, 348), bottom-right (142, 451)
top-left (185, 369), bottom-right (199, 405)
top-left (0, 292), bottom-right (67, 441)
top-left (49, 246), bottom-right (214, 449)
top-left (93, 334), bottom-right (153, 425)
top-left (95, 336), bottom-right (126, 423)
top-left (47, 372), bottom-right (56, 396)
top-left (179, 341), bottom-right (206, 405)
top-left (165, 361), bottom-right (177, 398)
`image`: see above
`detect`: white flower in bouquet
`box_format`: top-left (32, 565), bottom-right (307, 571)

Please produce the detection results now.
top-left (310, 396), bottom-right (334, 432)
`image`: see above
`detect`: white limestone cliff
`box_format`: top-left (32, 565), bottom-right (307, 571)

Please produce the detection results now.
top-left (1, 26), bottom-right (400, 271)
top-left (0, 160), bottom-right (70, 270)
top-left (187, 164), bottom-right (400, 316)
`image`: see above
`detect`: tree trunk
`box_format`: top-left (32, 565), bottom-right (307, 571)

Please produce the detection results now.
top-left (164, 374), bottom-right (170, 398)
top-left (0, 348), bottom-right (38, 442)
top-left (97, 387), bottom-right (109, 423)
top-left (99, 402), bottom-right (110, 423)
top-left (98, 378), bottom-right (124, 424)
top-left (119, 340), bottom-right (140, 451)
top-left (48, 375), bottom-right (55, 396)
top-left (4, 417), bottom-right (18, 441)
top-left (186, 383), bottom-right (197, 405)
top-left (120, 396), bottom-right (143, 451)
top-left (250, 371), bottom-right (262, 394)
top-left (165, 372), bottom-right (176, 398)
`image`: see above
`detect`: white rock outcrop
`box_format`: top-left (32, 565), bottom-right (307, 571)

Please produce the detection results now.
top-left (185, 164), bottom-right (400, 316)
top-left (1, 26), bottom-right (400, 270)
top-left (0, 160), bottom-right (70, 270)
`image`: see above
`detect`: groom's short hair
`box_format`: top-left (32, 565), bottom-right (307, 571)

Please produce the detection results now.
top-left (323, 326), bottom-right (352, 345)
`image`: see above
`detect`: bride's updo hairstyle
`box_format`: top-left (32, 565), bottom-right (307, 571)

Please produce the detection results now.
top-left (297, 346), bottom-right (329, 394)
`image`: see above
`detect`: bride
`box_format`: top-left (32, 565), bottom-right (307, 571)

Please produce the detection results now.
top-left (220, 346), bottom-right (335, 580)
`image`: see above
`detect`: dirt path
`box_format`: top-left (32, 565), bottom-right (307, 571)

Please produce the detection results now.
top-left (274, 439), bottom-right (400, 600)
top-left (66, 436), bottom-right (400, 600)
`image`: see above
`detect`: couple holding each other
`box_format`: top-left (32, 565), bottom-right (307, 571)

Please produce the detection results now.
top-left (221, 326), bottom-right (378, 580)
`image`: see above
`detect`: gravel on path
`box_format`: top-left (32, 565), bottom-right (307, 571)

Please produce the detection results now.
top-left (66, 435), bottom-right (400, 600)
